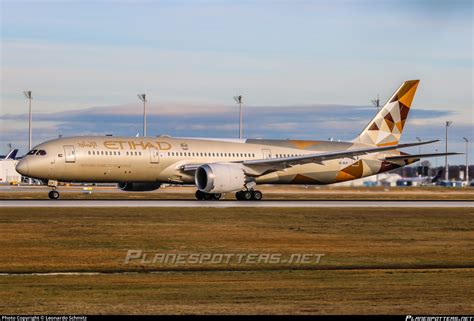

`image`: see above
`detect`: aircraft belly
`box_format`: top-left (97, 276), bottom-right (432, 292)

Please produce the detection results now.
top-left (253, 158), bottom-right (387, 185)
top-left (255, 162), bottom-right (339, 185)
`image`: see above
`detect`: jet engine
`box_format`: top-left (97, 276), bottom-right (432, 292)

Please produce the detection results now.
top-left (195, 163), bottom-right (246, 193)
top-left (118, 182), bottom-right (161, 192)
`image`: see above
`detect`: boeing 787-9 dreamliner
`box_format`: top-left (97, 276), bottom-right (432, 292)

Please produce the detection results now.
top-left (15, 80), bottom-right (459, 200)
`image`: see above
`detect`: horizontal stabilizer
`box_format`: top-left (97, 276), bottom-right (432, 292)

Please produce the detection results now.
top-left (383, 152), bottom-right (462, 161)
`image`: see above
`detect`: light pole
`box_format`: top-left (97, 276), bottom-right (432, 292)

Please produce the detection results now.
top-left (23, 91), bottom-right (33, 151)
top-left (445, 121), bottom-right (453, 181)
top-left (138, 94), bottom-right (147, 137)
top-left (416, 137), bottom-right (422, 177)
top-left (233, 95), bottom-right (243, 139)
top-left (463, 137), bottom-right (469, 183)
top-left (23, 90), bottom-right (33, 185)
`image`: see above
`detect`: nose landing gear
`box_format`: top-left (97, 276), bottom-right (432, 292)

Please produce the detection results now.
top-left (48, 190), bottom-right (60, 200)
top-left (47, 180), bottom-right (60, 200)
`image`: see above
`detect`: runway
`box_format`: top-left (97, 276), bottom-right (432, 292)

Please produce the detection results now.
top-left (0, 200), bottom-right (472, 208)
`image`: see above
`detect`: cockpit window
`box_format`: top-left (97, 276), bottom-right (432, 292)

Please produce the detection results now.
top-left (36, 150), bottom-right (47, 156)
top-left (26, 149), bottom-right (37, 155)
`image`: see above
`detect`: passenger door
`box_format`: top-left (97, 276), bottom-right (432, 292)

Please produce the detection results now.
top-left (150, 147), bottom-right (160, 164)
top-left (262, 149), bottom-right (272, 159)
top-left (63, 145), bottom-right (76, 163)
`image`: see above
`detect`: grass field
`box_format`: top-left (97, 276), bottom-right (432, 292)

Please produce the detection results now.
top-left (0, 206), bottom-right (473, 314)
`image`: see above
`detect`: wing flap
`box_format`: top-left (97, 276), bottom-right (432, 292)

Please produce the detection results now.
top-left (383, 152), bottom-right (462, 162)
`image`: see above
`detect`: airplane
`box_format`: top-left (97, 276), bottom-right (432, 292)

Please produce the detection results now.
top-left (15, 80), bottom-right (460, 200)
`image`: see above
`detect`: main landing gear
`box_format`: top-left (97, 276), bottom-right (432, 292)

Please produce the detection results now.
top-left (235, 190), bottom-right (263, 201)
top-left (194, 189), bottom-right (263, 201)
top-left (195, 190), bottom-right (222, 201)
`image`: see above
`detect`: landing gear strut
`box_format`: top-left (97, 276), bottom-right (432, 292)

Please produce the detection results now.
top-left (235, 190), bottom-right (263, 201)
top-left (195, 190), bottom-right (221, 201)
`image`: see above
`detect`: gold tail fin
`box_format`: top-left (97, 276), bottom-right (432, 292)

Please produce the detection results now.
top-left (354, 80), bottom-right (420, 146)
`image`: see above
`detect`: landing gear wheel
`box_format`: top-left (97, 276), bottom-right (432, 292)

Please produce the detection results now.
top-left (235, 191), bottom-right (243, 200)
top-left (251, 190), bottom-right (263, 201)
top-left (195, 190), bottom-right (205, 200)
top-left (243, 191), bottom-right (252, 201)
top-left (48, 190), bottom-right (60, 200)
top-left (213, 193), bottom-right (222, 200)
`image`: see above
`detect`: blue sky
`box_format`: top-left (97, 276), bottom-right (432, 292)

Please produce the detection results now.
top-left (1, 0), bottom-right (472, 163)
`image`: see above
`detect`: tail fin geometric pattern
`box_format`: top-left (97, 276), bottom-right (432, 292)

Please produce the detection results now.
top-left (353, 79), bottom-right (420, 146)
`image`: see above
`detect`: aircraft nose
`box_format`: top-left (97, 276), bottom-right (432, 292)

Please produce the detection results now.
top-left (16, 159), bottom-right (29, 176)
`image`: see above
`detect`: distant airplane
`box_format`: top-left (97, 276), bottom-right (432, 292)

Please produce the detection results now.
top-left (16, 80), bottom-right (460, 200)
top-left (0, 149), bottom-right (18, 160)
top-left (396, 169), bottom-right (444, 186)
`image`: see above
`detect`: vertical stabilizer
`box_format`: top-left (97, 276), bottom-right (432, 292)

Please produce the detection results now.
top-left (353, 80), bottom-right (419, 146)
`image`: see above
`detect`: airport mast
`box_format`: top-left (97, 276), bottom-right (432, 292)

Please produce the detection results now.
top-left (138, 94), bottom-right (147, 137)
top-left (23, 91), bottom-right (33, 151)
top-left (371, 94), bottom-right (381, 112)
top-left (233, 95), bottom-right (243, 139)
top-left (372, 95), bottom-right (381, 183)
top-left (445, 121), bottom-right (453, 181)
top-left (416, 137), bottom-right (423, 175)
top-left (23, 90), bottom-right (33, 185)
top-left (462, 137), bottom-right (469, 183)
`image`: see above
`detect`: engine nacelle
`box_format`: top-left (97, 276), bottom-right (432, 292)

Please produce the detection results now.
top-left (195, 163), bottom-right (246, 193)
top-left (118, 182), bottom-right (161, 192)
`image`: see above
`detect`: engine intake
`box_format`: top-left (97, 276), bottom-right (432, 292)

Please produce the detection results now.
top-left (118, 182), bottom-right (161, 192)
top-left (195, 163), bottom-right (246, 193)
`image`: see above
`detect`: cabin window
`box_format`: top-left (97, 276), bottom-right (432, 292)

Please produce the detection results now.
top-left (88, 151), bottom-right (91, 155)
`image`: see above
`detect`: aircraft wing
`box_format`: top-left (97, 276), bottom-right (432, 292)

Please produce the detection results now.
top-left (181, 140), bottom-right (439, 176)
top-left (382, 152), bottom-right (462, 162)
top-left (242, 140), bottom-right (438, 169)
